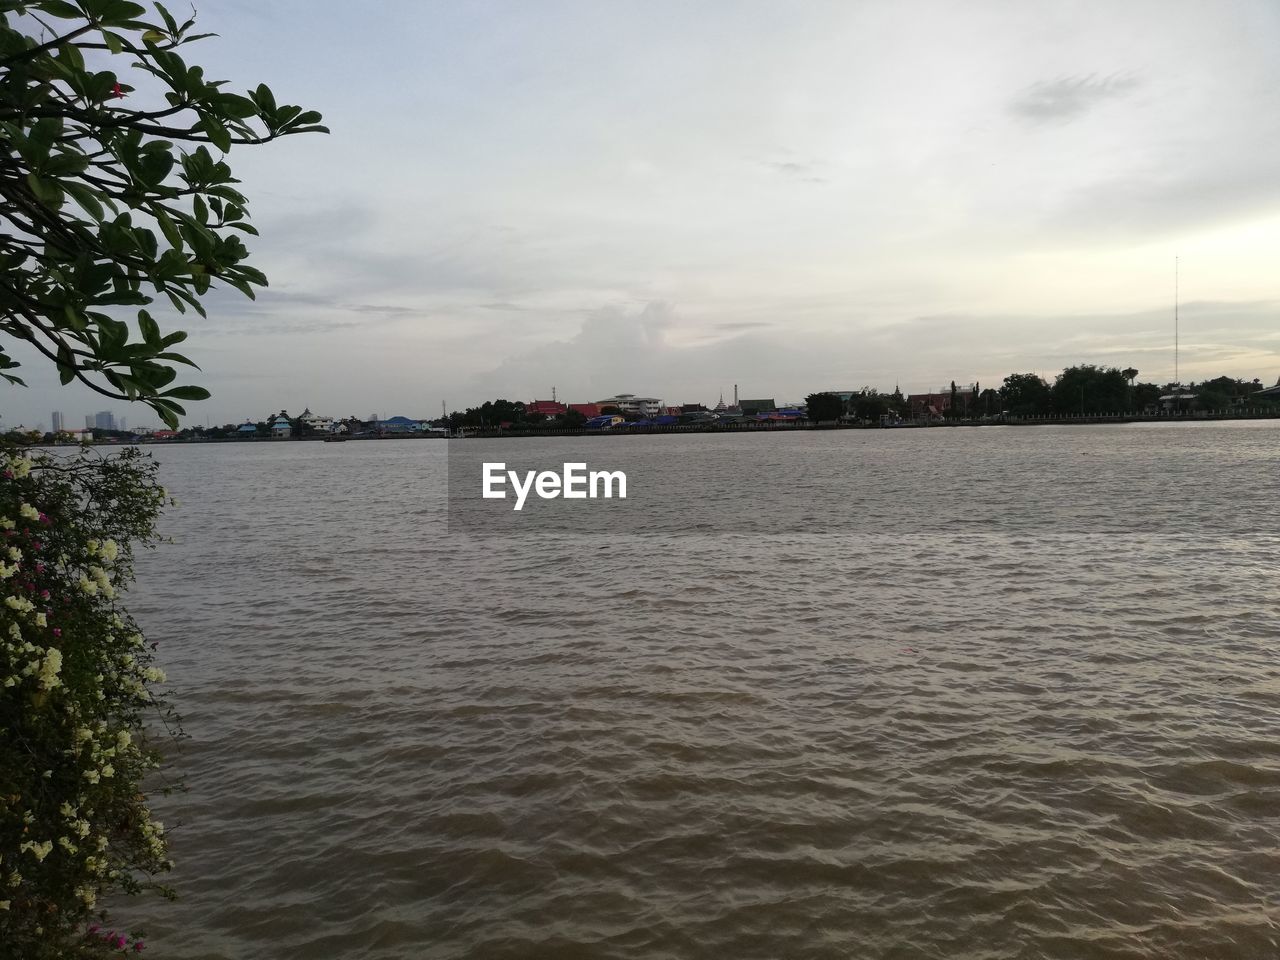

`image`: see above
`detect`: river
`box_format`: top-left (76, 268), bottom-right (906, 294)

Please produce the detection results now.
top-left (127, 422), bottom-right (1280, 959)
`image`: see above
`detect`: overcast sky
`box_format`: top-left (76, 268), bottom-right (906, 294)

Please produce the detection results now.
top-left (4, 0), bottom-right (1280, 429)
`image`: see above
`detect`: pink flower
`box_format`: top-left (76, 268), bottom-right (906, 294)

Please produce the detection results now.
top-left (112, 933), bottom-right (126, 949)
top-left (39, 588), bottom-right (49, 599)
top-left (133, 943), bottom-right (145, 953)
top-left (52, 628), bottom-right (62, 638)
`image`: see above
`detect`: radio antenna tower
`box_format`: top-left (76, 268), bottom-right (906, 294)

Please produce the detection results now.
top-left (1174, 256), bottom-right (1180, 385)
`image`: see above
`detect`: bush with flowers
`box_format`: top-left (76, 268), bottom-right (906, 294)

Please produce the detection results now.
top-left (1, 443), bottom-right (178, 958)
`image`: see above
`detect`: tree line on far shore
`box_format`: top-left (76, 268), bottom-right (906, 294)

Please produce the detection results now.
top-left (807, 365), bottom-right (1279, 422)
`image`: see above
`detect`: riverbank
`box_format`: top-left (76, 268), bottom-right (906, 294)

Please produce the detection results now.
top-left (29, 408), bottom-right (1280, 444)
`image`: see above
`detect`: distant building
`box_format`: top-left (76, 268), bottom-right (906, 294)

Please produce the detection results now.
top-left (908, 384), bottom-right (975, 420)
top-left (93, 410), bottom-right (115, 430)
top-left (596, 394), bottom-right (662, 417)
top-left (1158, 389), bottom-right (1197, 413)
top-left (268, 410), bottom-right (292, 438)
top-left (378, 416), bottom-right (426, 433)
top-left (739, 398), bottom-right (776, 416)
top-left (568, 403), bottom-right (602, 419)
top-left (51, 411), bottom-right (63, 433)
top-left (118, 416), bottom-right (126, 432)
top-left (298, 407), bottom-right (334, 433)
top-left (526, 399), bottom-right (567, 418)
top-left (237, 422), bottom-right (257, 437)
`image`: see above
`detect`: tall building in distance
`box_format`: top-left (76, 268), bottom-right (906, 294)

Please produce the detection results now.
top-left (51, 411), bottom-right (63, 433)
top-left (85, 415), bottom-right (94, 429)
top-left (118, 416), bottom-right (126, 432)
top-left (93, 410), bottom-right (115, 431)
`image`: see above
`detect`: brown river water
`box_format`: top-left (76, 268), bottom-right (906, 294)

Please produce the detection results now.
top-left (125, 422), bottom-right (1280, 959)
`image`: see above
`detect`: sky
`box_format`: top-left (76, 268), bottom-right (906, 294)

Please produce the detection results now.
top-left (4, 0), bottom-right (1280, 429)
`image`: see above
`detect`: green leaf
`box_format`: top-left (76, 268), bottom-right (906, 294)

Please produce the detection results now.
top-left (199, 114), bottom-right (231, 152)
top-left (138, 309), bottom-right (161, 344)
top-left (26, 172), bottom-right (49, 202)
top-left (63, 182), bottom-right (105, 222)
top-left (40, 1), bottom-right (85, 19)
top-left (153, 207), bottom-right (184, 251)
top-left (155, 1), bottom-right (179, 35)
top-left (56, 346), bottom-right (76, 385)
top-left (161, 385), bottom-right (210, 401)
top-left (253, 83), bottom-right (277, 114)
top-left (216, 93), bottom-right (258, 119)
top-left (45, 152), bottom-right (89, 176)
top-left (152, 402), bottom-right (179, 429)
top-left (57, 41), bottom-right (85, 73)
top-left (30, 116), bottom-right (65, 150)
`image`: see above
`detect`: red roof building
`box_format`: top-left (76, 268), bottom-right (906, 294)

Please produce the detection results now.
top-left (526, 399), bottom-right (567, 417)
top-left (568, 403), bottom-right (601, 418)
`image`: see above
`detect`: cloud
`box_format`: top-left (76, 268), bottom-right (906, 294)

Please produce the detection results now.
top-left (1010, 74), bottom-right (1141, 125)
top-left (760, 159), bottom-right (829, 184)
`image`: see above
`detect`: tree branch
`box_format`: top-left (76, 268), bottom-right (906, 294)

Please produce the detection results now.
top-left (0, 22), bottom-right (99, 69)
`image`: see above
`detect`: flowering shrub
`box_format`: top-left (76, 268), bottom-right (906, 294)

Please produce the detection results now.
top-left (1, 444), bottom-right (178, 958)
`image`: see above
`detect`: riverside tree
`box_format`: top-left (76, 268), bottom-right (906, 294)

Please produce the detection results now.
top-left (804, 392), bottom-right (843, 423)
top-left (0, 0), bottom-right (326, 427)
top-left (1, 2), bottom-right (323, 955)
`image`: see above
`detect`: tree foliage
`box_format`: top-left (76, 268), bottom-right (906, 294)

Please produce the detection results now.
top-left (1050, 364), bottom-right (1128, 415)
top-left (804, 392), bottom-right (843, 422)
top-left (0, 0), bottom-right (327, 426)
top-left (999, 373), bottom-right (1051, 416)
top-left (447, 399), bottom-right (529, 430)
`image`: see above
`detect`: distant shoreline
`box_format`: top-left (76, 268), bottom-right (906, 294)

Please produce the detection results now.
top-left (34, 409), bottom-right (1280, 445)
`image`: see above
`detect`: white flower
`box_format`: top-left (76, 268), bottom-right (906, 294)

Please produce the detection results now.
top-left (18, 503), bottom-right (39, 522)
top-left (100, 539), bottom-right (119, 562)
top-left (37, 648), bottom-right (62, 691)
top-left (143, 667), bottom-right (166, 683)
top-left (19, 840), bottom-right (52, 862)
